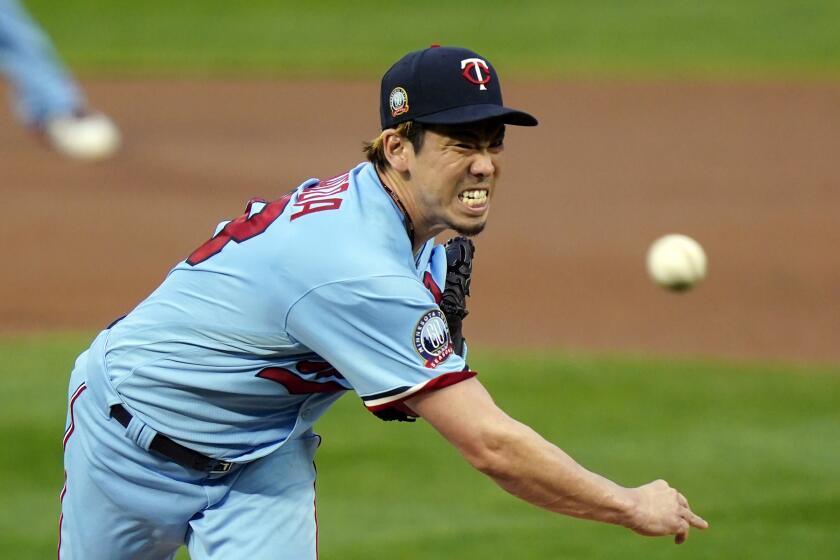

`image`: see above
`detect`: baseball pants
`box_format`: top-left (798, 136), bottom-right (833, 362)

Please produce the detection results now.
top-left (60, 360), bottom-right (320, 560)
top-left (0, 0), bottom-right (83, 124)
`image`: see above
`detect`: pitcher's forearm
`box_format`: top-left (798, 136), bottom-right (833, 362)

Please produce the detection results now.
top-left (409, 379), bottom-right (706, 542)
top-left (475, 421), bottom-right (636, 527)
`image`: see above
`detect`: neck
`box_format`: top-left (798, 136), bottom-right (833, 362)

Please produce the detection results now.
top-left (376, 166), bottom-right (441, 253)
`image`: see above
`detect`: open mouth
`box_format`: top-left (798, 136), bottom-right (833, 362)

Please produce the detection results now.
top-left (458, 189), bottom-right (489, 208)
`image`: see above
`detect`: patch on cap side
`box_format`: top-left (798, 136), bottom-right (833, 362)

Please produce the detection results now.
top-left (389, 87), bottom-right (409, 118)
top-left (414, 310), bottom-right (453, 368)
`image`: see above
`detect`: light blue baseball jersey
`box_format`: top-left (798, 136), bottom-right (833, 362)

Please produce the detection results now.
top-left (96, 161), bottom-right (474, 462)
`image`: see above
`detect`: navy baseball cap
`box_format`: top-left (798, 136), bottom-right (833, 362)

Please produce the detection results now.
top-left (380, 45), bottom-right (538, 129)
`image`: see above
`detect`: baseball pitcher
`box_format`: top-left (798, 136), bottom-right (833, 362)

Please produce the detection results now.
top-left (60, 46), bottom-right (707, 559)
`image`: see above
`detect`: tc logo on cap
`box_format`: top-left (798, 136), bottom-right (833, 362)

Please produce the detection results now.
top-left (389, 87), bottom-right (409, 117)
top-left (460, 58), bottom-right (491, 90)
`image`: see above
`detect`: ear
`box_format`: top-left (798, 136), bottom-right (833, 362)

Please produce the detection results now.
top-left (382, 130), bottom-right (412, 173)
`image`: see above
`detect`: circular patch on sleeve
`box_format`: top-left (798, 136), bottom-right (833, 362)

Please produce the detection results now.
top-left (414, 310), bottom-right (453, 368)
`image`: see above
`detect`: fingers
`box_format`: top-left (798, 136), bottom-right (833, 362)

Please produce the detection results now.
top-left (676, 491), bottom-right (709, 529)
top-left (684, 509), bottom-right (709, 530)
top-left (672, 489), bottom-right (708, 543)
top-left (673, 518), bottom-right (689, 544)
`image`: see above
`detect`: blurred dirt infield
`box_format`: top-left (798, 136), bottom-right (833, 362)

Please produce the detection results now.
top-left (1, 80), bottom-right (838, 363)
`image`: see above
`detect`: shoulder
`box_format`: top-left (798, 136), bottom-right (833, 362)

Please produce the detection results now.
top-left (282, 163), bottom-right (415, 275)
top-left (288, 162), bottom-right (395, 227)
top-left (278, 164), bottom-right (416, 288)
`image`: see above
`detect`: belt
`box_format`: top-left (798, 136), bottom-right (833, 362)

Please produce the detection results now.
top-left (110, 404), bottom-right (233, 475)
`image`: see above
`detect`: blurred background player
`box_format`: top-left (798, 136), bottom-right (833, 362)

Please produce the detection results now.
top-left (0, 0), bottom-right (119, 160)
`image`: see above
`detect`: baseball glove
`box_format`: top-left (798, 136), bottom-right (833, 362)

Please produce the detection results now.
top-left (440, 236), bottom-right (474, 357)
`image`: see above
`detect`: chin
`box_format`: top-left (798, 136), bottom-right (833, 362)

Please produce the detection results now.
top-left (452, 220), bottom-right (487, 237)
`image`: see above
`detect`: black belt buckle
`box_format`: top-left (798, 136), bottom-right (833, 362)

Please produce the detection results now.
top-left (210, 461), bottom-right (233, 475)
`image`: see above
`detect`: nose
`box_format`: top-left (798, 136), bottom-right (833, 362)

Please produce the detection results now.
top-left (470, 151), bottom-right (496, 178)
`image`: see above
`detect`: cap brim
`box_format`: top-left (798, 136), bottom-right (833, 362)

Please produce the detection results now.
top-left (414, 104), bottom-right (538, 127)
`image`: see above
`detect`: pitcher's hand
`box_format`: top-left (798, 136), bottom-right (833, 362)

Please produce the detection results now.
top-left (626, 479), bottom-right (709, 544)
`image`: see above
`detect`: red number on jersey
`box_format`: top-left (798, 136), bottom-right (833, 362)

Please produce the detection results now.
top-left (186, 193), bottom-right (293, 266)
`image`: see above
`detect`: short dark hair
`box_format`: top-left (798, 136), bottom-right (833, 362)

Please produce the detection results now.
top-left (363, 121), bottom-right (427, 171)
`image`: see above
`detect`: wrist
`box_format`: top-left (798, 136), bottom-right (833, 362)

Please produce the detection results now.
top-left (612, 486), bottom-right (641, 529)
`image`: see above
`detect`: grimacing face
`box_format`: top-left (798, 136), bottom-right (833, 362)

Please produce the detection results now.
top-left (408, 122), bottom-right (506, 237)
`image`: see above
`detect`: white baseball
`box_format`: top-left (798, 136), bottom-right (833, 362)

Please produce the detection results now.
top-left (646, 234), bottom-right (707, 291)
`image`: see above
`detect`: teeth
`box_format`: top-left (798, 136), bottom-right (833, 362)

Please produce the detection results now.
top-left (459, 190), bottom-right (488, 207)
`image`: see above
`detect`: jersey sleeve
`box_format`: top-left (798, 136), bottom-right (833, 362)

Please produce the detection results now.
top-left (285, 275), bottom-right (476, 419)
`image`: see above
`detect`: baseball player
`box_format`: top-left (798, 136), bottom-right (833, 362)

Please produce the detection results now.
top-left (60, 45), bottom-right (708, 559)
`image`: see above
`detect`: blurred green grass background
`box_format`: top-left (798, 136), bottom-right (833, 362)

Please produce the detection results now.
top-left (2, 334), bottom-right (838, 559)
top-left (26, 0), bottom-right (840, 79)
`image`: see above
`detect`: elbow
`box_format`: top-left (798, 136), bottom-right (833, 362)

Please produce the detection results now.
top-left (463, 424), bottom-right (519, 480)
